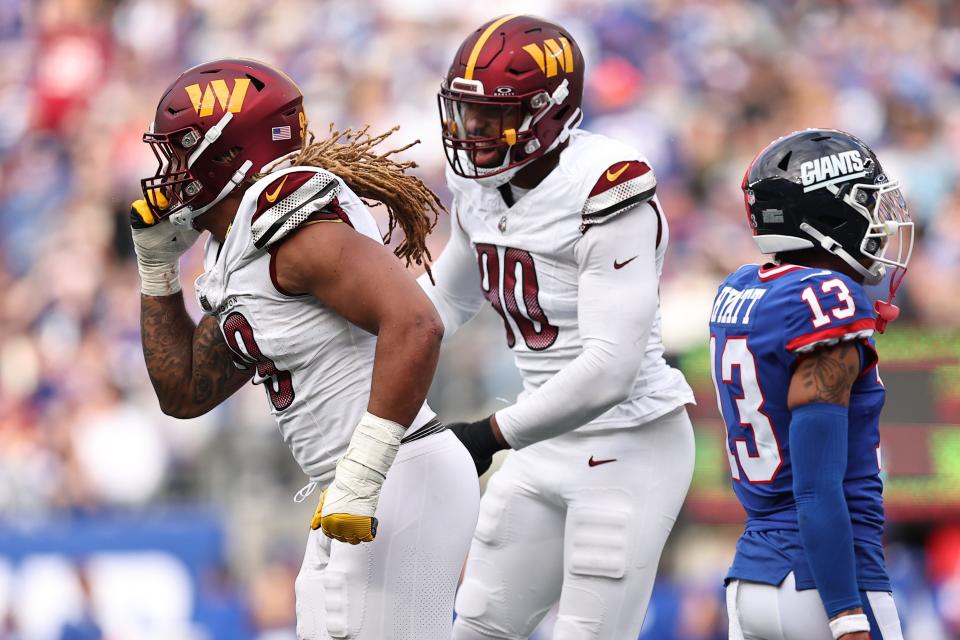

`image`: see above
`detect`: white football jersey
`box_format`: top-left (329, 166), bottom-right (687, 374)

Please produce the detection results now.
top-left (448, 129), bottom-right (693, 432)
top-left (195, 166), bottom-right (436, 482)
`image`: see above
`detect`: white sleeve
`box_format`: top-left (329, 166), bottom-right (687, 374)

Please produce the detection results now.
top-left (494, 203), bottom-right (660, 448)
top-left (416, 209), bottom-right (486, 340)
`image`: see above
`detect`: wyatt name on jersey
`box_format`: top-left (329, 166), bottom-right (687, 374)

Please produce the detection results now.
top-left (710, 286), bottom-right (767, 325)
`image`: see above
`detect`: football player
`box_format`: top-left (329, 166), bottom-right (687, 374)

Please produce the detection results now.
top-left (420, 15), bottom-right (697, 640)
top-left (710, 129), bottom-right (913, 640)
top-left (131, 59), bottom-right (479, 640)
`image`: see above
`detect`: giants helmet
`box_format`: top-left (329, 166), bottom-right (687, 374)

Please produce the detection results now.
top-left (142, 59), bottom-right (306, 228)
top-left (744, 128), bottom-right (913, 328)
top-left (438, 14), bottom-right (584, 187)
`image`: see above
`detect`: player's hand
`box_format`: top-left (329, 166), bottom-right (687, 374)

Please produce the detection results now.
top-left (130, 192), bottom-right (199, 296)
top-left (130, 193), bottom-right (199, 262)
top-left (449, 416), bottom-right (509, 476)
top-left (311, 487), bottom-right (378, 544)
top-left (312, 412), bottom-right (406, 544)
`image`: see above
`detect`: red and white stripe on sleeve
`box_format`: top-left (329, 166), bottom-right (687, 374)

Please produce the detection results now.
top-left (581, 160), bottom-right (656, 229)
top-left (251, 169), bottom-right (341, 250)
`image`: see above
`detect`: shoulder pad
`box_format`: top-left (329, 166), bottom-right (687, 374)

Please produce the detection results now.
top-left (581, 160), bottom-right (656, 227)
top-left (251, 169), bottom-right (341, 249)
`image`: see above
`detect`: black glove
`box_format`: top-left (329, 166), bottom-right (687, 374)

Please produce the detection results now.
top-left (448, 416), bottom-right (508, 476)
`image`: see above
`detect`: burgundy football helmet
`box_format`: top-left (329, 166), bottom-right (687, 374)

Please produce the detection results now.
top-left (142, 58), bottom-right (306, 227)
top-left (438, 15), bottom-right (585, 187)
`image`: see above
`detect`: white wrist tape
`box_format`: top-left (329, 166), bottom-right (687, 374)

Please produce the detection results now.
top-left (829, 613), bottom-right (870, 639)
top-left (322, 412), bottom-right (406, 517)
top-left (137, 257), bottom-right (182, 297)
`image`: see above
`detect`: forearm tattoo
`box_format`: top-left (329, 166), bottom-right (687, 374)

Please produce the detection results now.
top-left (140, 294), bottom-right (250, 416)
top-left (795, 342), bottom-right (861, 406)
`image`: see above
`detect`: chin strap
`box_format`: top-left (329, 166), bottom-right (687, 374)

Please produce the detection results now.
top-left (799, 222), bottom-right (902, 333)
top-left (170, 159), bottom-right (253, 229)
top-left (874, 262), bottom-right (907, 333)
top-left (187, 112), bottom-right (233, 168)
top-left (799, 222), bottom-right (885, 283)
top-left (170, 111), bottom-right (247, 230)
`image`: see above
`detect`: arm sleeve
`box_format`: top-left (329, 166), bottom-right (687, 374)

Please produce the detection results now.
top-left (416, 208), bottom-right (486, 340)
top-left (495, 203), bottom-right (660, 448)
top-left (790, 401), bottom-right (864, 617)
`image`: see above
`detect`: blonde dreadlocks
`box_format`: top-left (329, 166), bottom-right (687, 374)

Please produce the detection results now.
top-left (291, 125), bottom-right (444, 279)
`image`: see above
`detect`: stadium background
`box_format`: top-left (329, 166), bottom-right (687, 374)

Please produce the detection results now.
top-left (0, 0), bottom-right (958, 637)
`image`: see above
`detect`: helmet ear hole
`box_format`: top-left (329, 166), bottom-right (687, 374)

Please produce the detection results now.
top-left (529, 92), bottom-right (550, 109)
top-left (214, 146), bottom-right (243, 164)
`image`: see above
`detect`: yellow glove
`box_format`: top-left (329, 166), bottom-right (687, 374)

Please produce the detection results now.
top-left (130, 189), bottom-right (170, 228)
top-left (130, 190), bottom-right (198, 296)
top-left (131, 198), bottom-right (156, 227)
top-left (310, 488), bottom-right (378, 544)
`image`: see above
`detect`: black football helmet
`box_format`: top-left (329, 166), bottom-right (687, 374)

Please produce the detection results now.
top-left (743, 128), bottom-right (913, 329)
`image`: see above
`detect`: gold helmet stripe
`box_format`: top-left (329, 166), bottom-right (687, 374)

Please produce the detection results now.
top-left (465, 14), bottom-right (520, 80)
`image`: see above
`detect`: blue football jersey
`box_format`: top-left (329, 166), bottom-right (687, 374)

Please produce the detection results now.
top-left (709, 263), bottom-right (890, 592)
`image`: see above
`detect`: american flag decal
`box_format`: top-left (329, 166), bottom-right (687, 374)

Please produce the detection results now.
top-left (271, 126), bottom-right (292, 141)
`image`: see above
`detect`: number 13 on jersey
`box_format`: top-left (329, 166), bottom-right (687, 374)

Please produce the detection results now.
top-left (709, 335), bottom-right (783, 483)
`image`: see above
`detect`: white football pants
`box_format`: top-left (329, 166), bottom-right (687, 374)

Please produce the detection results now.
top-left (727, 572), bottom-right (904, 640)
top-left (296, 430), bottom-right (480, 640)
top-left (452, 406), bottom-right (695, 640)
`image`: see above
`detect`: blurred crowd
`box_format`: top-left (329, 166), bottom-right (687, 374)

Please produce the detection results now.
top-left (1, 0), bottom-right (959, 637)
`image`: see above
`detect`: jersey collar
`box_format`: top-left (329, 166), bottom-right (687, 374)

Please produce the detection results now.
top-left (757, 263), bottom-right (809, 281)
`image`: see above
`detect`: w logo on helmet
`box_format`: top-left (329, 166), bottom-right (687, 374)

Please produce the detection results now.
top-left (184, 78), bottom-right (251, 117)
top-left (522, 37), bottom-right (575, 78)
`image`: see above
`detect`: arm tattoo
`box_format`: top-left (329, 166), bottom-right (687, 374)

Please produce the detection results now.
top-left (190, 316), bottom-right (244, 407)
top-left (141, 294), bottom-right (251, 417)
top-left (794, 342), bottom-right (861, 406)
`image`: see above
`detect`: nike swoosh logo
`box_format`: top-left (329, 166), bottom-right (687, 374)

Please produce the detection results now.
top-left (264, 176), bottom-right (289, 203)
top-left (606, 163), bottom-right (630, 182)
top-left (588, 456), bottom-right (617, 467)
top-left (614, 255), bottom-right (638, 270)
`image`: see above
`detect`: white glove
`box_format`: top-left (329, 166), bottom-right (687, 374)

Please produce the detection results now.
top-left (131, 196), bottom-right (200, 296)
top-left (313, 412), bottom-right (405, 544)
